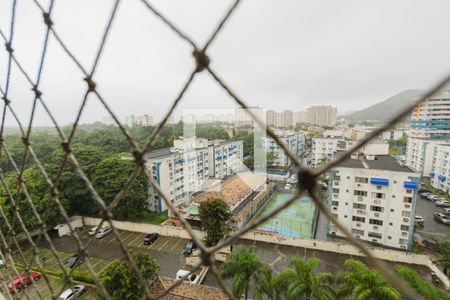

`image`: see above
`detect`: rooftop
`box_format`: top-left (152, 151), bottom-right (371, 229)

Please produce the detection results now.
top-left (192, 172), bottom-right (266, 208)
top-left (151, 276), bottom-right (229, 300)
top-left (144, 148), bottom-right (174, 160)
top-left (336, 155), bottom-right (415, 173)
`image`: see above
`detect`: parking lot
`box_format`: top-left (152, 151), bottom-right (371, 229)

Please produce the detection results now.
top-left (46, 228), bottom-right (190, 278)
top-left (415, 194), bottom-right (449, 240)
top-left (3, 247), bottom-right (98, 299)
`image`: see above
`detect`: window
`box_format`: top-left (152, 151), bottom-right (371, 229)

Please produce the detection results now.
top-left (355, 177), bottom-right (368, 183)
top-left (403, 197), bottom-right (412, 203)
top-left (401, 225), bottom-right (409, 231)
top-left (369, 219), bottom-right (383, 226)
top-left (399, 238), bottom-right (408, 246)
top-left (334, 175), bottom-right (341, 181)
top-left (370, 206), bottom-right (384, 212)
top-left (352, 229), bottom-right (364, 236)
top-left (353, 203), bottom-right (366, 209)
top-left (332, 201), bottom-right (339, 207)
top-left (371, 192), bottom-right (385, 199)
top-left (352, 216), bottom-right (365, 222)
top-left (368, 232), bottom-right (382, 239)
top-left (354, 190), bottom-right (368, 196)
top-left (333, 188), bottom-right (340, 194)
top-left (402, 211), bottom-right (411, 218)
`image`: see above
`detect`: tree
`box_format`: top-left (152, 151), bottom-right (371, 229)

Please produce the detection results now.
top-left (99, 252), bottom-right (159, 300)
top-left (275, 257), bottom-right (335, 300)
top-left (266, 151), bottom-right (278, 167)
top-left (219, 245), bottom-right (273, 300)
top-left (336, 259), bottom-right (401, 300)
top-left (436, 233), bottom-right (450, 276)
top-left (198, 198), bottom-right (231, 246)
top-left (92, 154), bottom-right (148, 220)
top-left (394, 265), bottom-right (450, 300)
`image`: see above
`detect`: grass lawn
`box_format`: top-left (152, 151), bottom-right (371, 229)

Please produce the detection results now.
top-left (127, 210), bottom-right (169, 224)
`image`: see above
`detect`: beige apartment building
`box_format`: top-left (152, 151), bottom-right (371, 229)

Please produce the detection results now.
top-left (306, 105), bottom-right (337, 127)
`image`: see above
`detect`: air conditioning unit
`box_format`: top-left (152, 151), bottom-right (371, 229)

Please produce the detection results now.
top-left (334, 181), bottom-right (339, 186)
top-left (355, 235), bottom-right (360, 239)
top-left (357, 196), bottom-right (363, 201)
top-left (374, 213), bottom-right (380, 217)
top-left (356, 223), bottom-right (361, 227)
top-left (357, 183), bottom-right (361, 187)
top-left (402, 232), bottom-right (407, 236)
top-left (373, 226), bottom-right (378, 230)
top-left (405, 204), bottom-right (410, 209)
top-left (403, 218), bottom-right (409, 223)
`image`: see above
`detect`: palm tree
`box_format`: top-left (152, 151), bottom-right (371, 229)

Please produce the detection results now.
top-left (394, 265), bottom-right (450, 300)
top-left (336, 259), bottom-right (401, 300)
top-left (275, 257), bottom-right (335, 300)
top-left (219, 245), bottom-right (273, 300)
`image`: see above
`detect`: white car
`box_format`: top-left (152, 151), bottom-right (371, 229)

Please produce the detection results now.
top-left (428, 194), bottom-right (443, 202)
top-left (176, 270), bottom-right (200, 284)
top-left (0, 259), bottom-right (4, 268)
top-left (57, 285), bottom-right (86, 300)
top-left (88, 226), bottom-right (98, 236)
top-left (434, 212), bottom-right (450, 225)
top-left (435, 200), bottom-right (450, 207)
top-left (414, 216), bottom-right (424, 223)
top-left (95, 226), bottom-right (112, 239)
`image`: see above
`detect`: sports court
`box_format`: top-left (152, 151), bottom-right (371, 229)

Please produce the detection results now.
top-left (257, 192), bottom-right (316, 238)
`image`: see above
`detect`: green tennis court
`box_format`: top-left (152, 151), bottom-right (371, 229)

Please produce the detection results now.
top-left (257, 192), bottom-right (316, 238)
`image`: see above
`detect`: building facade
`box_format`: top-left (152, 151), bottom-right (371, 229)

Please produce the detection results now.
top-left (262, 131), bottom-right (305, 167)
top-left (208, 140), bottom-right (244, 178)
top-left (306, 105), bottom-right (337, 127)
top-left (144, 138), bottom-right (244, 213)
top-left (429, 144), bottom-right (450, 195)
top-left (405, 138), bottom-right (449, 176)
top-left (410, 89), bottom-right (450, 139)
top-left (328, 154), bottom-right (420, 250)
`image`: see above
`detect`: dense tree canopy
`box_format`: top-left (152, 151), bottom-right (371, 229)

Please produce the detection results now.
top-left (199, 198), bottom-right (231, 246)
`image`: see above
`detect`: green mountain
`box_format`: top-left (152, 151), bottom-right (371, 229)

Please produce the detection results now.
top-left (344, 89), bottom-right (423, 122)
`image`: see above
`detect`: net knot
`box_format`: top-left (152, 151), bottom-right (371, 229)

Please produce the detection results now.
top-left (297, 167), bottom-right (316, 192)
top-left (32, 85), bottom-right (42, 98)
top-left (84, 76), bottom-right (97, 92)
top-left (21, 137), bottom-right (31, 146)
top-left (4, 42), bottom-right (13, 53)
top-left (200, 250), bottom-right (212, 267)
top-left (193, 50), bottom-right (210, 73)
top-left (61, 141), bottom-right (72, 153)
top-left (43, 12), bottom-right (53, 27)
top-left (1, 95), bottom-right (10, 105)
top-left (133, 150), bottom-right (145, 165)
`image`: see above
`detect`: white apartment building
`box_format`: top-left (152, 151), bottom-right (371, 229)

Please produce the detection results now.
top-left (410, 89), bottom-right (450, 139)
top-left (311, 136), bottom-right (345, 168)
top-left (380, 130), bottom-right (404, 141)
top-left (405, 138), bottom-right (449, 176)
top-left (266, 110), bottom-right (295, 128)
top-left (262, 131), bottom-right (305, 167)
top-left (328, 152), bottom-right (420, 250)
top-left (144, 138), bottom-right (244, 212)
top-left (208, 140), bottom-right (244, 178)
top-left (429, 144), bottom-right (450, 195)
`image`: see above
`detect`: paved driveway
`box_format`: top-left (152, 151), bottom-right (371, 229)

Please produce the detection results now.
top-left (415, 195), bottom-right (449, 240)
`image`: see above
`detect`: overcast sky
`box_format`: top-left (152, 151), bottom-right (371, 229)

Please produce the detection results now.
top-left (1, 0), bottom-right (450, 126)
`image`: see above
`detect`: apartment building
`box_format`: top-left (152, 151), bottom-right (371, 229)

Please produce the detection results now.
top-left (266, 110), bottom-right (295, 128)
top-left (208, 140), bottom-right (244, 178)
top-left (306, 105), bottom-right (337, 127)
top-left (429, 144), bottom-right (450, 195)
top-left (234, 107), bottom-right (265, 127)
top-left (405, 138), bottom-right (449, 176)
top-left (311, 134), bottom-right (345, 168)
top-left (144, 138), bottom-right (243, 213)
top-left (328, 151), bottom-right (420, 250)
top-left (262, 131), bottom-right (305, 167)
top-left (410, 89), bottom-right (450, 139)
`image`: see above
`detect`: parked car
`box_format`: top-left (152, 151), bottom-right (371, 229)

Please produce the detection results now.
top-left (414, 216), bottom-right (424, 226)
top-left (57, 285), bottom-right (86, 300)
top-left (143, 233), bottom-right (159, 245)
top-left (0, 259), bottom-right (4, 268)
top-left (418, 188), bottom-right (430, 194)
top-left (176, 269), bottom-right (200, 284)
top-left (435, 200), bottom-right (450, 207)
top-left (95, 226), bottom-right (112, 239)
top-left (427, 194), bottom-right (442, 201)
top-left (63, 255), bottom-right (83, 269)
top-left (444, 208), bottom-right (450, 216)
top-left (420, 192), bottom-right (431, 198)
top-left (434, 212), bottom-right (450, 224)
top-left (183, 240), bottom-right (197, 256)
top-left (88, 226), bottom-right (99, 236)
top-left (7, 272), bottom-right (41, 293)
